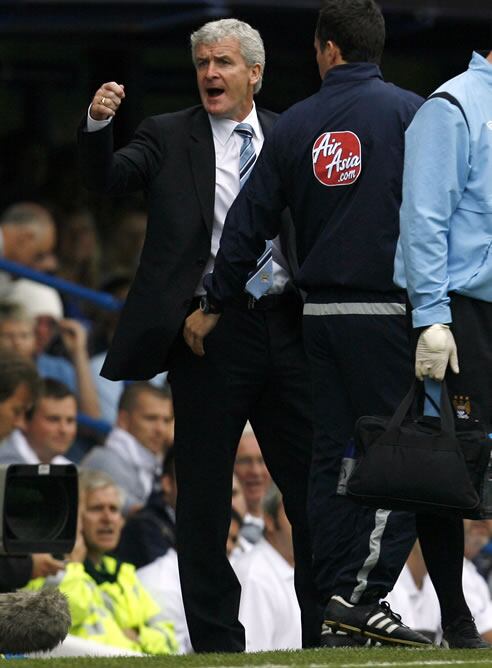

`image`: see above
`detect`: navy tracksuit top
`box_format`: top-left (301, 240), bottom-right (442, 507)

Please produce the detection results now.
top-left (206, 63), bottom-right (424, 303)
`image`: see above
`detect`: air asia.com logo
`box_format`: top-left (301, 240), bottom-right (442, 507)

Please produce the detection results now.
top-left (312, 131), bottom-right (362, 187)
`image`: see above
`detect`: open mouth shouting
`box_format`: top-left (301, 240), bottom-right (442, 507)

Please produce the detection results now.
top-left (194, 37), bottom-right (260, 121)
top-left (95, 525), bottom-right (119, 548)
top-left (206, 87), bottom-right (225, 99)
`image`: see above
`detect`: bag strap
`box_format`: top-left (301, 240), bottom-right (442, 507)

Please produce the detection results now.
top-left (427, 92), bottom-right (470, 132)
top-left (388, 379), bottom-right (456, 437)
top-left (387, 381), bottom-right (419, 428)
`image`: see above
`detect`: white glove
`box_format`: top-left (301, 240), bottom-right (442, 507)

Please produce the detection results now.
top-left (415, 323), bottom-right (459, 381)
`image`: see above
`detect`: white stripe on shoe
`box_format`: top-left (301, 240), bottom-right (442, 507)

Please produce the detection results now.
top-left (368, 612), bottom-right (385, 625)
top-left (368, 611), bottom-right (400, 634)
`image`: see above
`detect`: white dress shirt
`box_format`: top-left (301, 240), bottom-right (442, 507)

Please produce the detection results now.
top-left (86, 105), bottom-right (291, 296)
top-left (384, 564), bottom-right (441, 640)
top-left (103, 427), bottom-right (162, 501)
top-left (385, 558), bottom-right (492, 642)
top-left (462, 558), bottom-right (492, 635)
top-left (137, 548), bottom-right (192, 654)
top-left (0, 429), bottom-right (72, 465)
top-left (199, 106), bottom-right (290, 295)
top-left (233, 538), bottom-right (301, 652)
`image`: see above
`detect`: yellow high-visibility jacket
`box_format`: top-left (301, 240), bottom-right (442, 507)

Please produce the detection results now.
top-left (27, 556), bottom-right (178, 655)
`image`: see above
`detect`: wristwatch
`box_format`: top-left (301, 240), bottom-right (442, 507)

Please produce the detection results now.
top-left (199, 295), bottom-right (223, 315)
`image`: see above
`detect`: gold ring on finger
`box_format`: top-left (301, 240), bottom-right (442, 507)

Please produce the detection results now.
top-left (101, 97), bottom-right (106, 105)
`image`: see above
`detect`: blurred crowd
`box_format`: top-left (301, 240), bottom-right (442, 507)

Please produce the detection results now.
top-left (0, 199), bottom-right (491, 656)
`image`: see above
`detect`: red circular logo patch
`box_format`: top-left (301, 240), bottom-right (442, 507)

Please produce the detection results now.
top-left (312, 131), bottom-right (362, 187)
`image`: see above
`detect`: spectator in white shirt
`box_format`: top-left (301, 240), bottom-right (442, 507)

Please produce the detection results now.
top-left (137, 507), bottom-right (244, 654)
top-left (231, 473), bottom-right (253, 559)
top-left (386, 521), bottom-right (492, 645)
top-left (0, 377), bottom-right (76, 465)
top-left (462, 520), bottom-right (492, 644)
top-left (233, 483), bottom-right (301, 652)
top-left (82, 382), bottom-right (170, 515)
top-left (234, 424), bottom-right (271, 545)
top-left (384, 540), bottom-right (440, 642)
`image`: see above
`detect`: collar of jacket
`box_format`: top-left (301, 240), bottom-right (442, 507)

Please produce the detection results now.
top-left (470, 50), bottom-right (492, 84)
top-left (146, 490), bottom-right (175, 519)
top-left (321, 62), bottom-right (383, 89)
top-left (84, 555), bottom-right (123, 585)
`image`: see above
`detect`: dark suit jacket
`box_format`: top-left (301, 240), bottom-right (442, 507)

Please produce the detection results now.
top-left (114, 491), bottom-right (175, 570)
top-left (78, 105), bottom-right (297, 380)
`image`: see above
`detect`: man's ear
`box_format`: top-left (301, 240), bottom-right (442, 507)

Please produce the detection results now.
top-left (326, 40), bottom-right (344, 66)
top-left (249, 63), bottom-right (261, 87)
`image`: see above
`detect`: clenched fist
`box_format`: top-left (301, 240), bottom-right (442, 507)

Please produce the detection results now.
top-left (90, 81), bottom-right (125, 121)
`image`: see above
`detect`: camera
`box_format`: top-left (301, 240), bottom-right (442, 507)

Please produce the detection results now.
top-left (0, 463), bottom-right (78, 554)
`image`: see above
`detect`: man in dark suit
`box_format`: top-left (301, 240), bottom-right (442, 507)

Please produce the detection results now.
top-left (185, 1), bottom-right (432, 651)
top-left (78, 18), bottom-right (319, 653)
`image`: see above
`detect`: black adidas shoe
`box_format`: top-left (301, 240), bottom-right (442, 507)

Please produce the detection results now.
top-left (323, 595), bottom-right (433, 647)
top-left (442, 617), bottom-right (492, 649)
top-left (320, 624), bottom-right (372, 648)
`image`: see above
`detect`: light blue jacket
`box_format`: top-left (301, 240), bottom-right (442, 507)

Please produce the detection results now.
top-left (394, 51), bottom-right (492, 328)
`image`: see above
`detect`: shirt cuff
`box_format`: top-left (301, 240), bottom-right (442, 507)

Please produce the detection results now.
top-left (412, 304), bottom-right (452, 329)
top-left (86, 105), bottom-right (112, 132)
top-left (203, 272), bottom-right (223, 308)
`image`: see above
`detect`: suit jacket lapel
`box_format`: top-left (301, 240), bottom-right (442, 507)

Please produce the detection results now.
top-left (258, 109), bottom-right (275, 137)
top-left (189, 110), bottom-right (216, 236)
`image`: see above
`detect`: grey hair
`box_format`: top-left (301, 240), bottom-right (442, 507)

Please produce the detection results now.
top-left (190, 18), bottom-right (265, 94)
top-left (0, 202), bottom-right (54, 230)
top-left (0, 302), bottom-right (33, 325)
top-left (262, 482), bottom-right (282, 520)
top-left (78, 469), bottom-right (126, 509)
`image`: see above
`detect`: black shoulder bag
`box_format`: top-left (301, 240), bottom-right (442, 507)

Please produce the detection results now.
top-left (346, 380), bottom-right (482, 516)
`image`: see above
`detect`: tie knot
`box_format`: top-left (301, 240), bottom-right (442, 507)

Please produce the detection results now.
top-left (235, 123), bottom-right (254, 140)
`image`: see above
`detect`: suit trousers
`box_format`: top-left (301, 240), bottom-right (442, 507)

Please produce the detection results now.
top-left (168, 295), bottom-right (320, 652)
top-left (303, 292), bottom-right (417, 606)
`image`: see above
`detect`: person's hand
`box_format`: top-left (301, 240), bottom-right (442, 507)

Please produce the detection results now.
top-left (66, 521), bottom-right (88, 563)
top-left (183, 309), bottom-right (220, 356)
top-left (31, 554), bottom-right (66, 579)
top-left (89, 81), bottom-right (125, 121)
top-left (415, 323), bottom-right (459, 381)
top-left (58, 318), bottom-right (88, 358)
top-left (122, 628), bottom-right (139, 643)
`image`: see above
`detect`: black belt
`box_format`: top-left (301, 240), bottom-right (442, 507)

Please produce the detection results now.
top-left (191, 292), bottom-right (300, 313)
top-left (229, 292), bottom-right (300, 311)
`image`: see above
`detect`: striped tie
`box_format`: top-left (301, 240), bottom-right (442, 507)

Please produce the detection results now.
top-left (234, 123), bottom-right (273, 299)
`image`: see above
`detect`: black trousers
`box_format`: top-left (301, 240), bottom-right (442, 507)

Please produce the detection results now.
top-left (168, 295), bottom-right (320, 652)
top-left (446, 293), bottom-right (492, 426)
top-left (415, 293), bottom-right (492, 629)
top-left (303, 292), bottom-right (417, 606)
